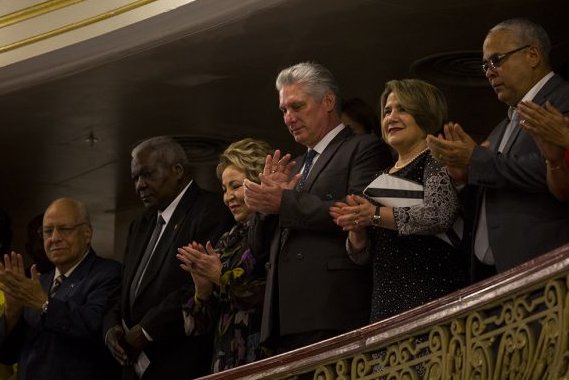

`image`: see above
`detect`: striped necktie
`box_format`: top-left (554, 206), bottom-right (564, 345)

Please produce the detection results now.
top-left (50, 274), bottom-right (65, 298)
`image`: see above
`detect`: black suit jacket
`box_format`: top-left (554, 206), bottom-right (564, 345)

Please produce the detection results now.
top-left (103, 182), bottom-right (233, 380)
top-left (253, 128), bottom-right (391, 343)
top-left (468, 74), bottom-right (569, 272)
top-left (1, 249), bottom-right (121, 380)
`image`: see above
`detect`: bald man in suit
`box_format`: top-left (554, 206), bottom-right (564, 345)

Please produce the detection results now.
top-left (428, 18), bottom-right (569, 279)
top-left (0, 198), bottom-right (121, 380)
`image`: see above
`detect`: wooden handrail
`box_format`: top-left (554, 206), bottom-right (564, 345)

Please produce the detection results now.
top-left (198, 242), bottom-right (569, 379)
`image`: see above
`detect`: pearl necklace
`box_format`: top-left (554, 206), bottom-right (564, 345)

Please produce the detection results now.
top-left (392, 147), bottom-right (429, 170)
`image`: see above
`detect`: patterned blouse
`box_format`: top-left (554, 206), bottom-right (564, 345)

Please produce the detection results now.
top-left (182, 221), bottom-right (266, 372)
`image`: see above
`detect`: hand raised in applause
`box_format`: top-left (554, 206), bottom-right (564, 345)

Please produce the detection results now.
top-left (426, 122), bottom-right (477, 184)
top-left (330, 194), bottom-right (375, 231)
top-left (261, 149), bottom-right (298, 184)
top-left (518, 100), bottom-right (569, 163)
top-left (0, 252), bottom-right (47, 310)
top-left (330, 194), bottom-right (373, 252)
top-left (244, 149), bottom-right (301, 214)
top-left (177, 241), bottom-right (221, 300)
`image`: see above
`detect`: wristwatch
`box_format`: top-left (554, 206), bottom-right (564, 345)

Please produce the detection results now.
top-left (372, 205), bottom-right (382, 227)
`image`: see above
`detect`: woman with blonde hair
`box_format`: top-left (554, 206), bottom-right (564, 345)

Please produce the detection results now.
top-left (177, 138), bottom-right (273, 372)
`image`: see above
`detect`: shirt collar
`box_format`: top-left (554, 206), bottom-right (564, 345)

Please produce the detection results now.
top-left (311, 124), bottom-right (345, 155)
top-left (520, 71), bottom-right (554, 104)
top-left (54, 248), bottom-right (90, 279)
top-left (160, 180), bottom-right (192, 225)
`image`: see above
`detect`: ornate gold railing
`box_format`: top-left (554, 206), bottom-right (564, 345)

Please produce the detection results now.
top-left (198, 243), bottom-right (569, 379)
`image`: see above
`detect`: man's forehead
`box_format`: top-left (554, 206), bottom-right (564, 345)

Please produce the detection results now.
top-left (43, 211), bottom-right (77, 225)
top-left (131, 152), bottom-right (158, 170)
top-left (279, 84), bottom-right (310, 103)
top-left (483, 30), bottom-right (517, 52)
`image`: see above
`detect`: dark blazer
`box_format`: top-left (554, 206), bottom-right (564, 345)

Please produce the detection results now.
top-left (468, 74), bottom-right (569, 272)
top-left (253, 128), bottom-right (391, 344)
top-left (0, 249), bottom-right (121, 380)
top-left (103, 182), bottom-right (233, 380)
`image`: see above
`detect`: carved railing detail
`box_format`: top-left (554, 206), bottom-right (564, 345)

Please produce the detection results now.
top-left (198, 244), bottom-right (569, 380)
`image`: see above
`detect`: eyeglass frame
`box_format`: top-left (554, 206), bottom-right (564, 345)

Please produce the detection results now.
top-left (481, 44), bottom-right (531, 74)
top-left (39, 223), bottom-right (87, 240)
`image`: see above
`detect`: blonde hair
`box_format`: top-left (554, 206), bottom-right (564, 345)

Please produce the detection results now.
top-left (380, 79), bottom-right (448, 138)
top-left (216, 138), bottom-right (273, 183)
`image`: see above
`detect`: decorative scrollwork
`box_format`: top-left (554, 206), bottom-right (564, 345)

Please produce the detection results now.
top-left (313, 364), bottom-right (333, 380)
top-left (277, 272), bottom-right (569, 380)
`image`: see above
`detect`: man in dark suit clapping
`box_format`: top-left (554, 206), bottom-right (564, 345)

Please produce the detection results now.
top-left (427, 19), bottom-right (569, 280)
top-left (103, 136), bottom-right (232, 379)
top-left (244, 62), bottom-right (391, 353)
top-left (0, 198), bottom-right (121, 380)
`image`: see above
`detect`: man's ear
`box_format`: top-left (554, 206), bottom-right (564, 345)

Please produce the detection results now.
top-left (323, 91), bottom-right (336, 113)
top-left (83, 225), bottom-right (93, 245)
top-left (527, 45), bottom-right (542, 68)
top-left (173, 163), bottom-right (185, 179)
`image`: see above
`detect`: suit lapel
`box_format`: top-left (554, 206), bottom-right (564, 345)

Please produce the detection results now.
top-left (301, 128), bottom-right (351, 191)
top-left (54, 250), bottom-right (96, 300)
top-left (502, 119), bottom-right (522, 153)
top-left (502, 74), bottom-right (563, 153)
top-left (279, 128), bottom-right (351, 250)
top-left (40, 270), bottom-right (54, 294)
top-left (134, 183), bottom-right (199, 300)
top-left (490, 119), bottom-right (508, 152)
top-left (124, 212), bottom-right (155, 292)
top-left (532, 74), bottom-right (563, 105)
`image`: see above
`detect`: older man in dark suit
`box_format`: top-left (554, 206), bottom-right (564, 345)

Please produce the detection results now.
top-left (427, 18), bottom-right (569, 280)
top-left (0, 198), bottom-right (121, 380)
top-left (103, 136), bottom-right (232, 379)
top-left (244, 62), bottom-right (392, 353)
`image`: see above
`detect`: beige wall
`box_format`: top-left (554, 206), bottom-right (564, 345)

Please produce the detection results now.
top-left (0, 0), bottom-right (196, 68)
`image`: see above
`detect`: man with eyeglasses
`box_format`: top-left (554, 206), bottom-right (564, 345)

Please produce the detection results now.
top-left (0, 198), bottom-right (121, 380)
top-left (427, 18), bottom-right (569, 281)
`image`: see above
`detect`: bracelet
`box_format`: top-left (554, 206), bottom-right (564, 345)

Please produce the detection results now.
top-left (545, 159), bottom-right (563, 171)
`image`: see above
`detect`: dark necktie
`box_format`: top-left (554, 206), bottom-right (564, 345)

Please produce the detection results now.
top-left (281, 149), bottom-right (318, 249)
top-left (296, 149), bottom-right (317, 191)
top-left (130, 214), bottom-right (165, 301)
top-left (49, 274), bottom-right (65, 298)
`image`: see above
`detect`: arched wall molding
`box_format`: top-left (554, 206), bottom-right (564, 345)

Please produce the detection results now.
top-left (0, 0), bottom-right (285, 94)
top-left (0, 0), bottom-right (201, 67)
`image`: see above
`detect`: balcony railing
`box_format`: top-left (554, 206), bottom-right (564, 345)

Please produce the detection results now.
top-left (198, 242), bottom-right (569, 379)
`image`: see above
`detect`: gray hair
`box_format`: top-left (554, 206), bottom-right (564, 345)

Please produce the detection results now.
top-left (276, 62), bottom-right (341, 110)
top-left (489, 18), bottom-right (551, 64)
top-left (131, 136), bottom-right (190, 173)
top-left (47, 198), bottom-right (91, 227)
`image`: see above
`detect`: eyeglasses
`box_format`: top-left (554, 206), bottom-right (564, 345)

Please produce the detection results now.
top-left (39, 223), bottom-right (87, 240)
top-left (481, 45), bottom-right (530, 73)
